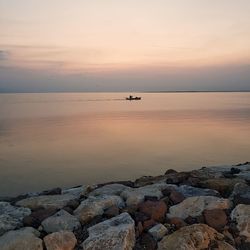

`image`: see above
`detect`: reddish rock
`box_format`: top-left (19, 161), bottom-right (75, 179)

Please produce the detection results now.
top-left (203, 209), bottom-right (228, 231)
top-left (143, 219), bottom-right (156, 231)
top-left (138, 200), bottom-right (167, 222)
top-left (169, 191), bottom-right (185, 204)
top-left (168, 217), bottom-right (186, 229)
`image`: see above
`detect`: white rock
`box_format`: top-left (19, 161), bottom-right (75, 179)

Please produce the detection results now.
top-left (231, 204), bottom-right (250, 240)
top-left (74, 195), bottom-right (124, 224)
top-left (121, 183), bottom-right (171, 207)
top-left (89, 184), bottom-right (131, 197)
top-left (16, 194), bottom-right (77, 210)
top-left (158, 224), bottom-right (235, 250)
top-left (44, 231), bottom-right (77, 250)
top-left (148, 224), bottom-right (168, 240)
top-left (82, 212), bottom-right (135, 250)
top-left (0, 202), bottom-right (31, 235)
top-left (167, 196), bottom-right (231, 219)
top-left (41, 209), bottom-right (81, 233)
top-left (0, 227), bottom-right (43, 250)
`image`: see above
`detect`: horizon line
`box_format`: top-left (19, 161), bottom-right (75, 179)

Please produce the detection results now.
top-left (1, 90), bottom-right (250, 94)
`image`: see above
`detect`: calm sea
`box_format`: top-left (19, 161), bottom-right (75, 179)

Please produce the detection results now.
top-left (0, 92), bottom-right (249, 196)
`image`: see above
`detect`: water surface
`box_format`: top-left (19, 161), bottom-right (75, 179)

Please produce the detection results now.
top-left (0, 92), bottom-right (249, 196)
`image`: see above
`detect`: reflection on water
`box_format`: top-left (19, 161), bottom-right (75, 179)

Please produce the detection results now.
top-left (0, 92), bottom-right (250, 196)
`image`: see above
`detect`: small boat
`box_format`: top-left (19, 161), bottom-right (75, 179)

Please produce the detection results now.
top-left (126, 95), bottom-right (142, 101)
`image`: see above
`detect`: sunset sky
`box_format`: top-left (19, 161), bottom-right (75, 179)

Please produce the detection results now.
top-left (0, 0), bottom-right (250, 92)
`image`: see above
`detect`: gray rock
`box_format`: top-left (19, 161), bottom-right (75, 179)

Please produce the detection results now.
top-left (231, 204), bottom-right (250, 240)
top-left (74, 195), bottom-right (125, 224)
top-left (82, 212), bottom-right (135, 250)
top-left (158, 224), bottom-right (235, 250)
top-left (41, 209), bottom-right (81, 233)
top-left (44, 231), bottom-right (77, 250)
top-left (177, 185), bottom-right (220, 197)
top-left (193, 163), bottom-right (250, 181)
top-left (62, 185), bottom-right (89, 198)
top-left (230, 183), bottom-right (250, 205)
top-left (121, 183), bottom-right (173, 207)
top-left (0, 227), bottom-right (43, 250)
top-left (16, 194), bottom-right (78, 210)
top-left (89, 184), bottom-right (132, 197)
top-left (167, 196), bottom-right (231, 219)
top-left (0, 201), bottom-right (31, 219)
top-left (0, 214), bottom-right (21, 236)
top-left (0, 202), bottom-right (31, 235)
top-left (148, 224), bottom-right (168, 240)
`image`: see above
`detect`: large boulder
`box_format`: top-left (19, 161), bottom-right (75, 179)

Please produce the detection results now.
top-left (0, 202), bottom-right (31, 235)
top-left (0, 227), bottom-right (43, 250)
top-left (74, 195), bottom-right (124, 224)
top-left (15, 194), bottom-right (78, 210)
top-left (121, 183), bottom-right (171, 207)
top-left (231, 204), bottom-right (250, 241)
top-left (41, 209), bottom-right (81, 233)
top-left (158, 224), bottom-right (235, 250)
top-left (167, 196), bottom-right (231, 220)
top-left (82, 212), bottom-right (135, 250)
top-left (88, 184), bottom-right (132, 197)
top-left (44, 231), bottom-right (77, 250)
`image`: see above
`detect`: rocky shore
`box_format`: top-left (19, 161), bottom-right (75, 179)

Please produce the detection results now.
top-left (0, 162), bottom-right (249, 250)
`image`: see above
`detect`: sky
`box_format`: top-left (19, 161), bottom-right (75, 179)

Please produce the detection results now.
top-left (0, 0), bottom-right (250, 92)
